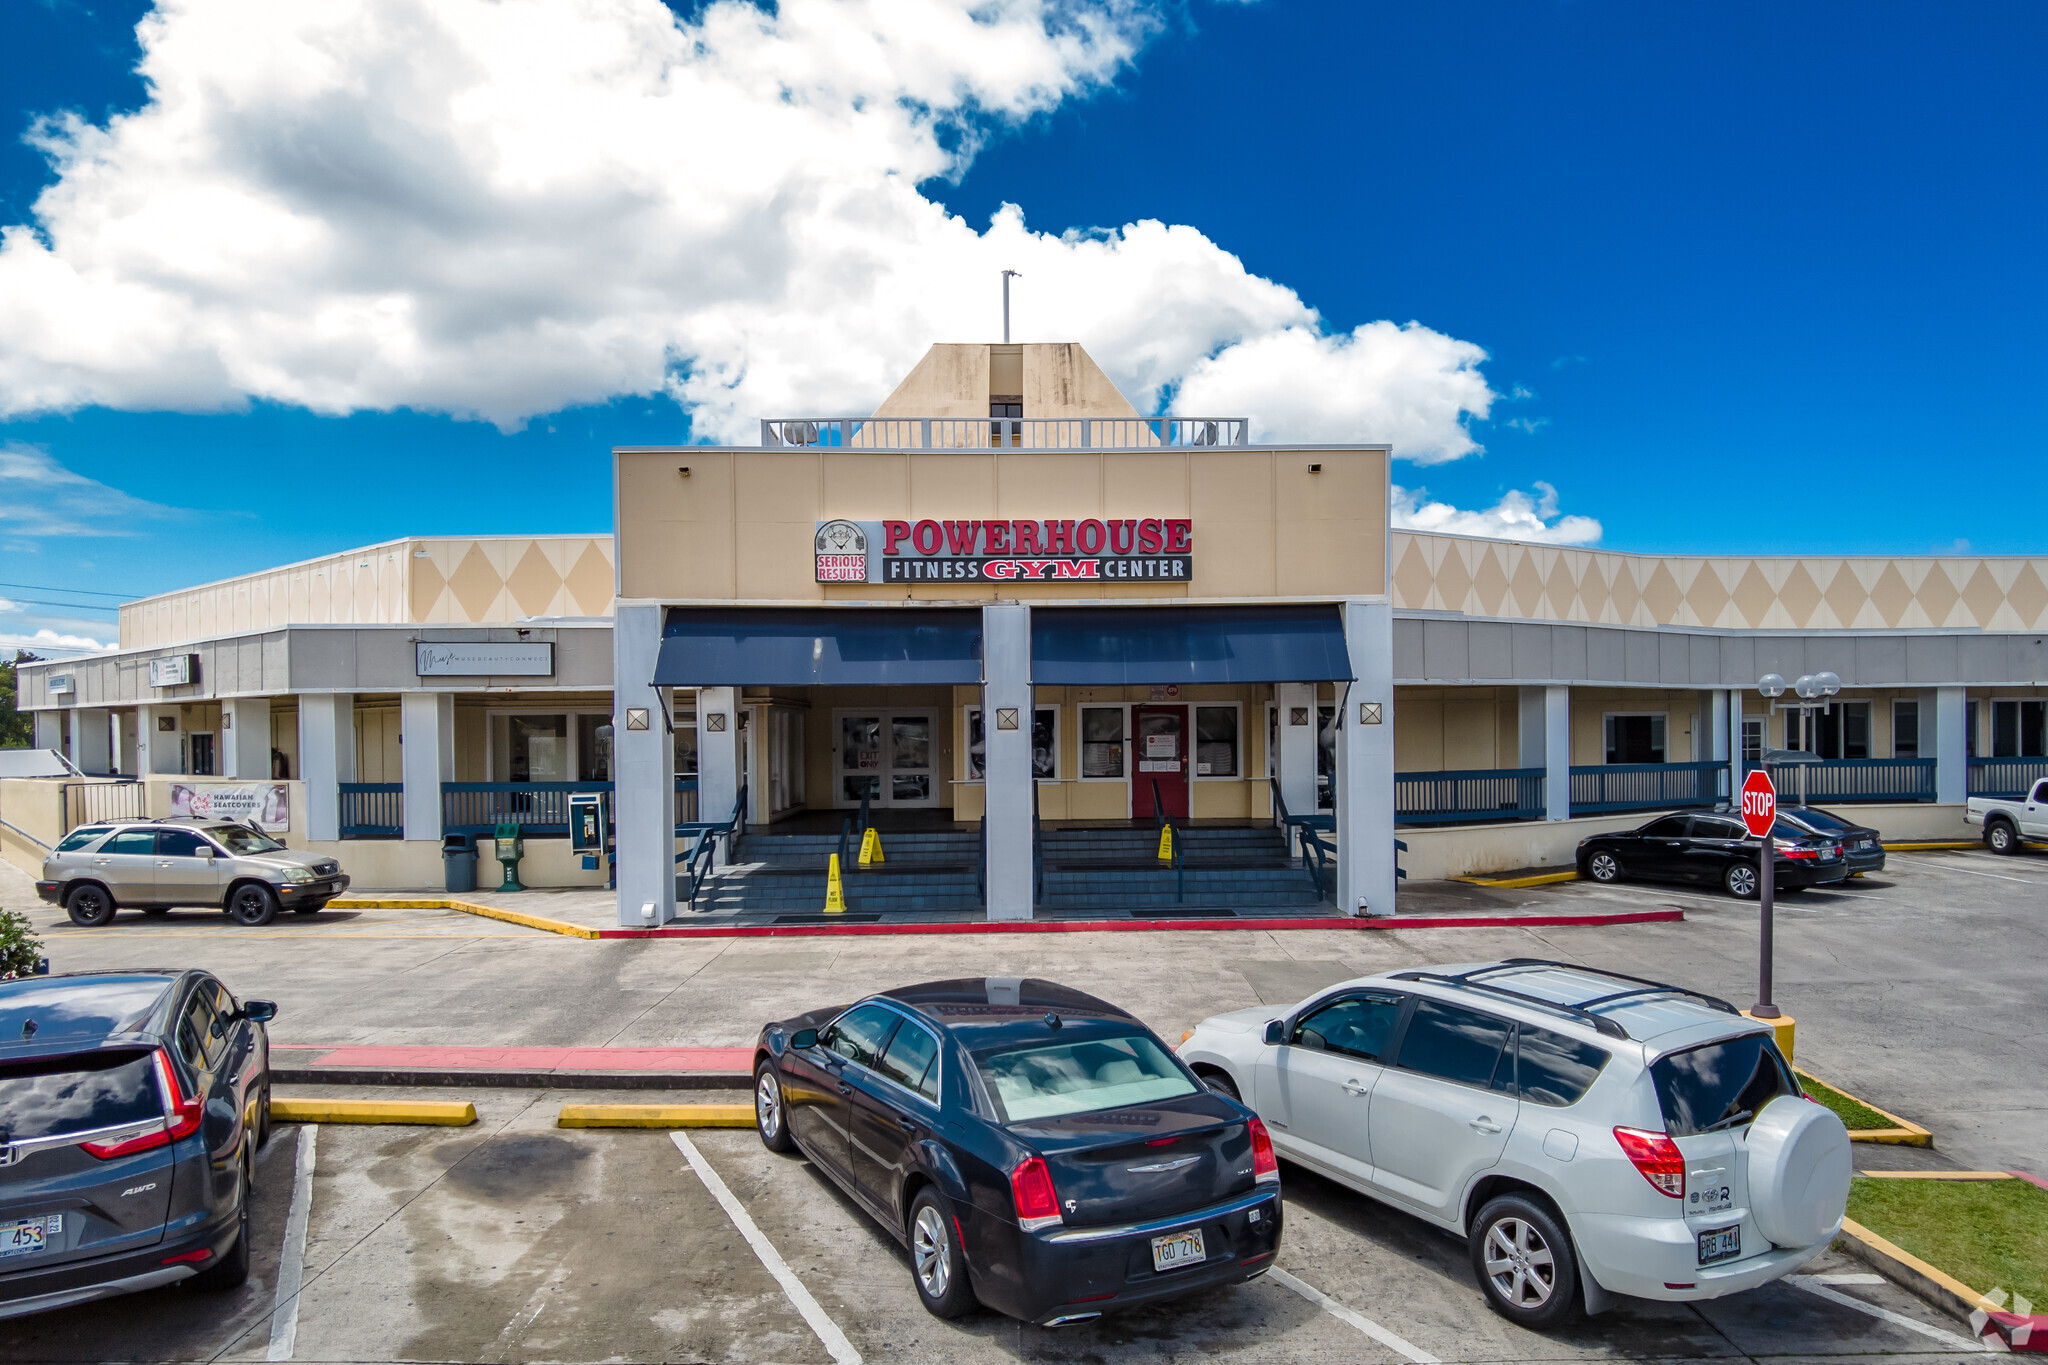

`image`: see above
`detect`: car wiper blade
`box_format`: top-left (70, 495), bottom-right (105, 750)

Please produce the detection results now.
top-left (1700, 1109), bottom-right (1754, 1133)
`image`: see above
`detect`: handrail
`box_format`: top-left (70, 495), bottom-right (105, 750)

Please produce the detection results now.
top-left (677, 782), bottom-right (748, 910)
top-left (0, 817), bottom-right (52, 852)
top-left (1032, 781), bottom-right (1044, 904)
top-left (976, 814), bottom-right (988, 907)
top-left (856, 781), bottom-right (873, 843)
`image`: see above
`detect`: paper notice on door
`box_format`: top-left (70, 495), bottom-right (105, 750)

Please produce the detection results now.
top-left (1144, 735), bottom-right (1177, 758)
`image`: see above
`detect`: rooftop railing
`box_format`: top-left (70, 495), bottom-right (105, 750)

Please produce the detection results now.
top-left (760, 417), bottom-right (1249, 450)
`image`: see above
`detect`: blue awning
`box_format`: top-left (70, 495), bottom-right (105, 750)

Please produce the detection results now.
top-left (654, 608), bottom-right (982, 687)
top-left (1031, 605), bottom-right (1352, 685)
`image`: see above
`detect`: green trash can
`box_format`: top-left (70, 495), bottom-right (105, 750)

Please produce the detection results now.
top-left (442, 834), bottom-right (476, 893)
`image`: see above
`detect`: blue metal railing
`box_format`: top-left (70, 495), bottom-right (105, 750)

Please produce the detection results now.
top-left (675, 783), bottom-right (746, 909)
top-left (1149, 779), bottom-right (1184, 903)
top-left (675, 776), bottom-right (699, 826)
top-left (1569, 761), bottom-right (1727, 814)
top-left (1395, 767), bottom-right (1545, 826)
top-left (339, 783), bottom-right (404, 839)
top-left (1968, 756), bottom-right (2048, 799)
top-left (1267, 778), bottom-right (1332, 895)
top-left (441, 782), bottom-right (612, 836)
top-left (1765, 757), bottom-right (1936, 804)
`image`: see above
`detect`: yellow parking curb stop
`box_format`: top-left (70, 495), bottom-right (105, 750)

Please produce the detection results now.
top-left (271, 1098), bottom-right (476, 1125)
top-left (557, 1104), bottom-right (756, 1128)
top-left (1453, 869), bottom-right (1580, 888)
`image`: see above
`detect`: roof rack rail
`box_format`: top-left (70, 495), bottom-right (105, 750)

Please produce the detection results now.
top-left (1385, 970), bottom-right (1632, 1039)
top-left (1477, 959), bottom-right (1741, 1017)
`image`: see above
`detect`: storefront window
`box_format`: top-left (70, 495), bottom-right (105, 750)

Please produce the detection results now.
top-left (1194, 706), bottom-right (1238, 778)
top-left (1604, 714), bottom-right (1666, 765)
top-left (674, 713), bottom-right (698, 776)
top-left (1892, 700), bottom-right (1919, 758)
top-left (966, 707), bottom-right (1059, 780)
top-left (1081, 707), bottom-right (1125, 779)
top-left (1992, 699), bottom-right (2047, 758)
top-left (577, 714), bottom-right (613, 781)
top-left (506, 715), bottom-right (569, 782)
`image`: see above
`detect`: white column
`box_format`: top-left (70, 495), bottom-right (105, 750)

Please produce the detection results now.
top-left (220, 697), bottom-right (271, 779)
top-left (1544, 685), bottom-right (1571, 820)
top-left (982, 603), bottom-right (1034, 920)
top-left (1275, 681), bottom-right (1318, 827)
top-left (400, 691), bottom-right (454, 842)
top-left (1935, 685), bottom-right (1968, 805)
top-left (298, 694), bottom-right (356, 843)
top-left (33, 711), bottom-right (61, 752)
top-left (137, 703), bottom-right (182, 775)
top-left (74, 708), bottom-right (112, 775)
top-left (696, 686), bottom-right (741, 865)
top-left (1728, 688), bottom-right (1745, 794)
top-left (1335, 600), bottom-right (1395, 917)
top-left (613, 603), bottom-right (677, 926)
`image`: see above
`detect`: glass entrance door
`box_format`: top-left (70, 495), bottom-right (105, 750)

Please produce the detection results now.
top-left (836, 710), bottom-right (938, 807)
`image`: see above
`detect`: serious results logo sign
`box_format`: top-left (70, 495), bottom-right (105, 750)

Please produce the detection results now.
top-left (815, 519), bottom-right (1193, 584)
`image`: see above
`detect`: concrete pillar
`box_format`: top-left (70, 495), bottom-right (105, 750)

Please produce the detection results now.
top-left (221, 697), bottom-right (271, 779)
top-left (137, 704), bottom-right (182, 775)
top-left (400, 691), bottom-right (454, 842)
top-left (1335, 599), bottom-right (1395, 918)
top-left (33, 711), bottom-right (62, 752)
top-left (696, 686), bottom-right (741, 863)
top-left (1518, 684), bottom-right (1571, 821)
top-left (982, 604), bottom-right (1034, 921)
top-left (298, 694), bottom-right (356, 843)
top-left (612, 603), bottom-right (677, 926)
top-left (1935, 685), bottom-right (1968, 805)
top-left (74, 709), bottom-right (112, 775)
top-left (1275, 681), bottom-right (1318, 826)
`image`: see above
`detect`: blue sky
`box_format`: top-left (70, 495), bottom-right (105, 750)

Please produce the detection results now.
top-left (2, 0), bottom-right (2043, 655)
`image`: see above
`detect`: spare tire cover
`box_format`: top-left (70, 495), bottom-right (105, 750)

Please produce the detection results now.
top-left (1747, 1094), bottom-right (1851, 1248)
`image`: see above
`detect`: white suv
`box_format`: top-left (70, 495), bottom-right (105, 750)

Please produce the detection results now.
top-left (1177, 959), bottom-right (1851, 1330)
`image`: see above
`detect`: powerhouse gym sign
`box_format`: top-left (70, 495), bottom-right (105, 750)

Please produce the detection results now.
top-left (815, 518), bottom-right (1192, 584)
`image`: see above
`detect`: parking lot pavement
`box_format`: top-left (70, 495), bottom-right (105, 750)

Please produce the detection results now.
top-left (4, 847), bottom-right (2040, 1172)
top-left (0, 1087), bottom-right (1995, 1364)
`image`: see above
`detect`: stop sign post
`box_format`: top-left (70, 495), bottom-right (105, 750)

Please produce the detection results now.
top-left (1742, 769), bottom-right (1781, 1019)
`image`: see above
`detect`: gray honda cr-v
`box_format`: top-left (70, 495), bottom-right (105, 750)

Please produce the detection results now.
top-left (1, 970), bottom-right (275, 1320)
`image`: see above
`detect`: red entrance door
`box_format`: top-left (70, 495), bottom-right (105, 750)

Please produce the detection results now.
top-left (1132, 704), bottom-right (1190, 820)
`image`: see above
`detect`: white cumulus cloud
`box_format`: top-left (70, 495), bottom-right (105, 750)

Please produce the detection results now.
top-left (2, 627), bottom-right (115, 656)
top-left (0, 0), bottom-right (1496, 454)
top-left (1391, 482), bottom-right (1602, 546)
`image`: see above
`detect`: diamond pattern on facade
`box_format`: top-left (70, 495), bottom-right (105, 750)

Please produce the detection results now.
top-left (1386, 532), bottom-right (2048, 633)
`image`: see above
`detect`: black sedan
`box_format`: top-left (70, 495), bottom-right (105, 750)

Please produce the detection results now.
top-left (752, 977), bottom-right (1282, 1327)
top-left (2, 970), bottom-right (275, 1320)
top-left (1776, 805), bottom-right (1886, 875)
top-left (1576, 810), bottom-right (1848, 897)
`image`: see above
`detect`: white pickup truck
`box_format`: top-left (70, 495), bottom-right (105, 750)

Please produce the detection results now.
top-left (1965, 778), bottom-right (2048, 854)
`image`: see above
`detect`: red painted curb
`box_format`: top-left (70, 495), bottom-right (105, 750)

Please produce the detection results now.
top-left (2011, 1170), bottom-right (2048, 1192)
top-left (593, 910), bottom-right (1683, 938)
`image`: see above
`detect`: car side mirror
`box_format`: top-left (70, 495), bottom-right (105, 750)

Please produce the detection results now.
top-left (1262, 1020), bottom-right (1286, 1046)
top-left (789, 1028), bottom-right (817, 1050)
top-left (242, 1000), bottom-right (278, 1023)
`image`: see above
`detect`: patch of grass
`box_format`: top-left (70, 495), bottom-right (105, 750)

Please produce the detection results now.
top-left (1797, 1073), bottom-right (1894, 1131)
top-left (1847, 1176), bottom-right (2048, 1305)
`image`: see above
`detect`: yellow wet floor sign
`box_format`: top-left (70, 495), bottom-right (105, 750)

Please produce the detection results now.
top-left (1157, 825), bottom-right (1173, 861)
top-left (859, 826), bottom-right (884, 866)
top-left (825, 853), bottom-right (847, 913)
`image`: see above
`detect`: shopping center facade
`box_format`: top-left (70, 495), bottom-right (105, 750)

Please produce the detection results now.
top-left (9, 343), bottom-right (2047, 921)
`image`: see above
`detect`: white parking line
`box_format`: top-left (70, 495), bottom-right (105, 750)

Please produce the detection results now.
top-left (1789, 1274), bottom-right (1990, 1352)
top-left (266, 1125), bottom-right (317, 1361)
top-left (1933, 863), bottom-right (2042, 885)
top-left (1268, 1266), bottom-right (1442, 1363)
top-left (669, 1131), bottom-right (862, 1365)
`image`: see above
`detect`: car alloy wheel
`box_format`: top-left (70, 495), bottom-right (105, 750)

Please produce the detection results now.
top-left (1725, 863), bottom-right (1758, 899)
top-left (1588, 852), bottom-right (1620, 883)
top-left (1483, 1216), bottom-right (1556, 1310)
top-left (1988, 822), bottom-right (2016, 855)
top-left (229, 884), bottom-right (279, 926)
top-left (65, 885), bottom-right (115, 927)
top-left (754, 1064), bottom-right (795, 1153)
top-left (913, 1203), bottom-right (952, 1300)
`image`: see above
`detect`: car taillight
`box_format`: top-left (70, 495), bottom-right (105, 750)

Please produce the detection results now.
top-left (1613, 1126), bottom-right (1685, 1198)
top-left (1248, 1117), bottom-right (1279, 1184)
top-left (80, 1125), bottom-right (168, 1160)
top-left (1010, 1156), bottom-right (1062, 1231)
top-left (1778, 844), bottom-right (1821, 859)
top-left (158, 1048), bottom-right (204, 1139)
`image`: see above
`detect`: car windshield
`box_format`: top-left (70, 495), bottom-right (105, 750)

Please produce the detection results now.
top-left (1650, 1034), bottom-right (1799, 1136)
top-left (973, 1033), bottom-right (1198, 1123)
top-left (210, 825), bottom-right (286, 854)
top-left (1784, 808), bottom-right (1853, 832)
top-left (53, 826), bottom-right (111, 853)
top-left (0, 1049), bottom-right (163, 1142)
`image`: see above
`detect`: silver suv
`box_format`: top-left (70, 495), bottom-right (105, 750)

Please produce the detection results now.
top-left (36, 819), bottom-right (349, 927)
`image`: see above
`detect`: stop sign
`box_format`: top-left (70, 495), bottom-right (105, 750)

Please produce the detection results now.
top-left (1740, 768), bottom-right (1777, 838)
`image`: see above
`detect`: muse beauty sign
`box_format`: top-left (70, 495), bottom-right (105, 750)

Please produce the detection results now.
top-left (815, 518), bottom-right (1192, 584)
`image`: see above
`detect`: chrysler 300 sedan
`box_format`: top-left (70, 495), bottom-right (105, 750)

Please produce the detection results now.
top-left (752, 977), bottom-right (1282, 1327)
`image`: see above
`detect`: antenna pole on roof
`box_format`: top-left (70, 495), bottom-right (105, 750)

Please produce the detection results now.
top-left (1001, 269), bottom-right (1022, 343)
